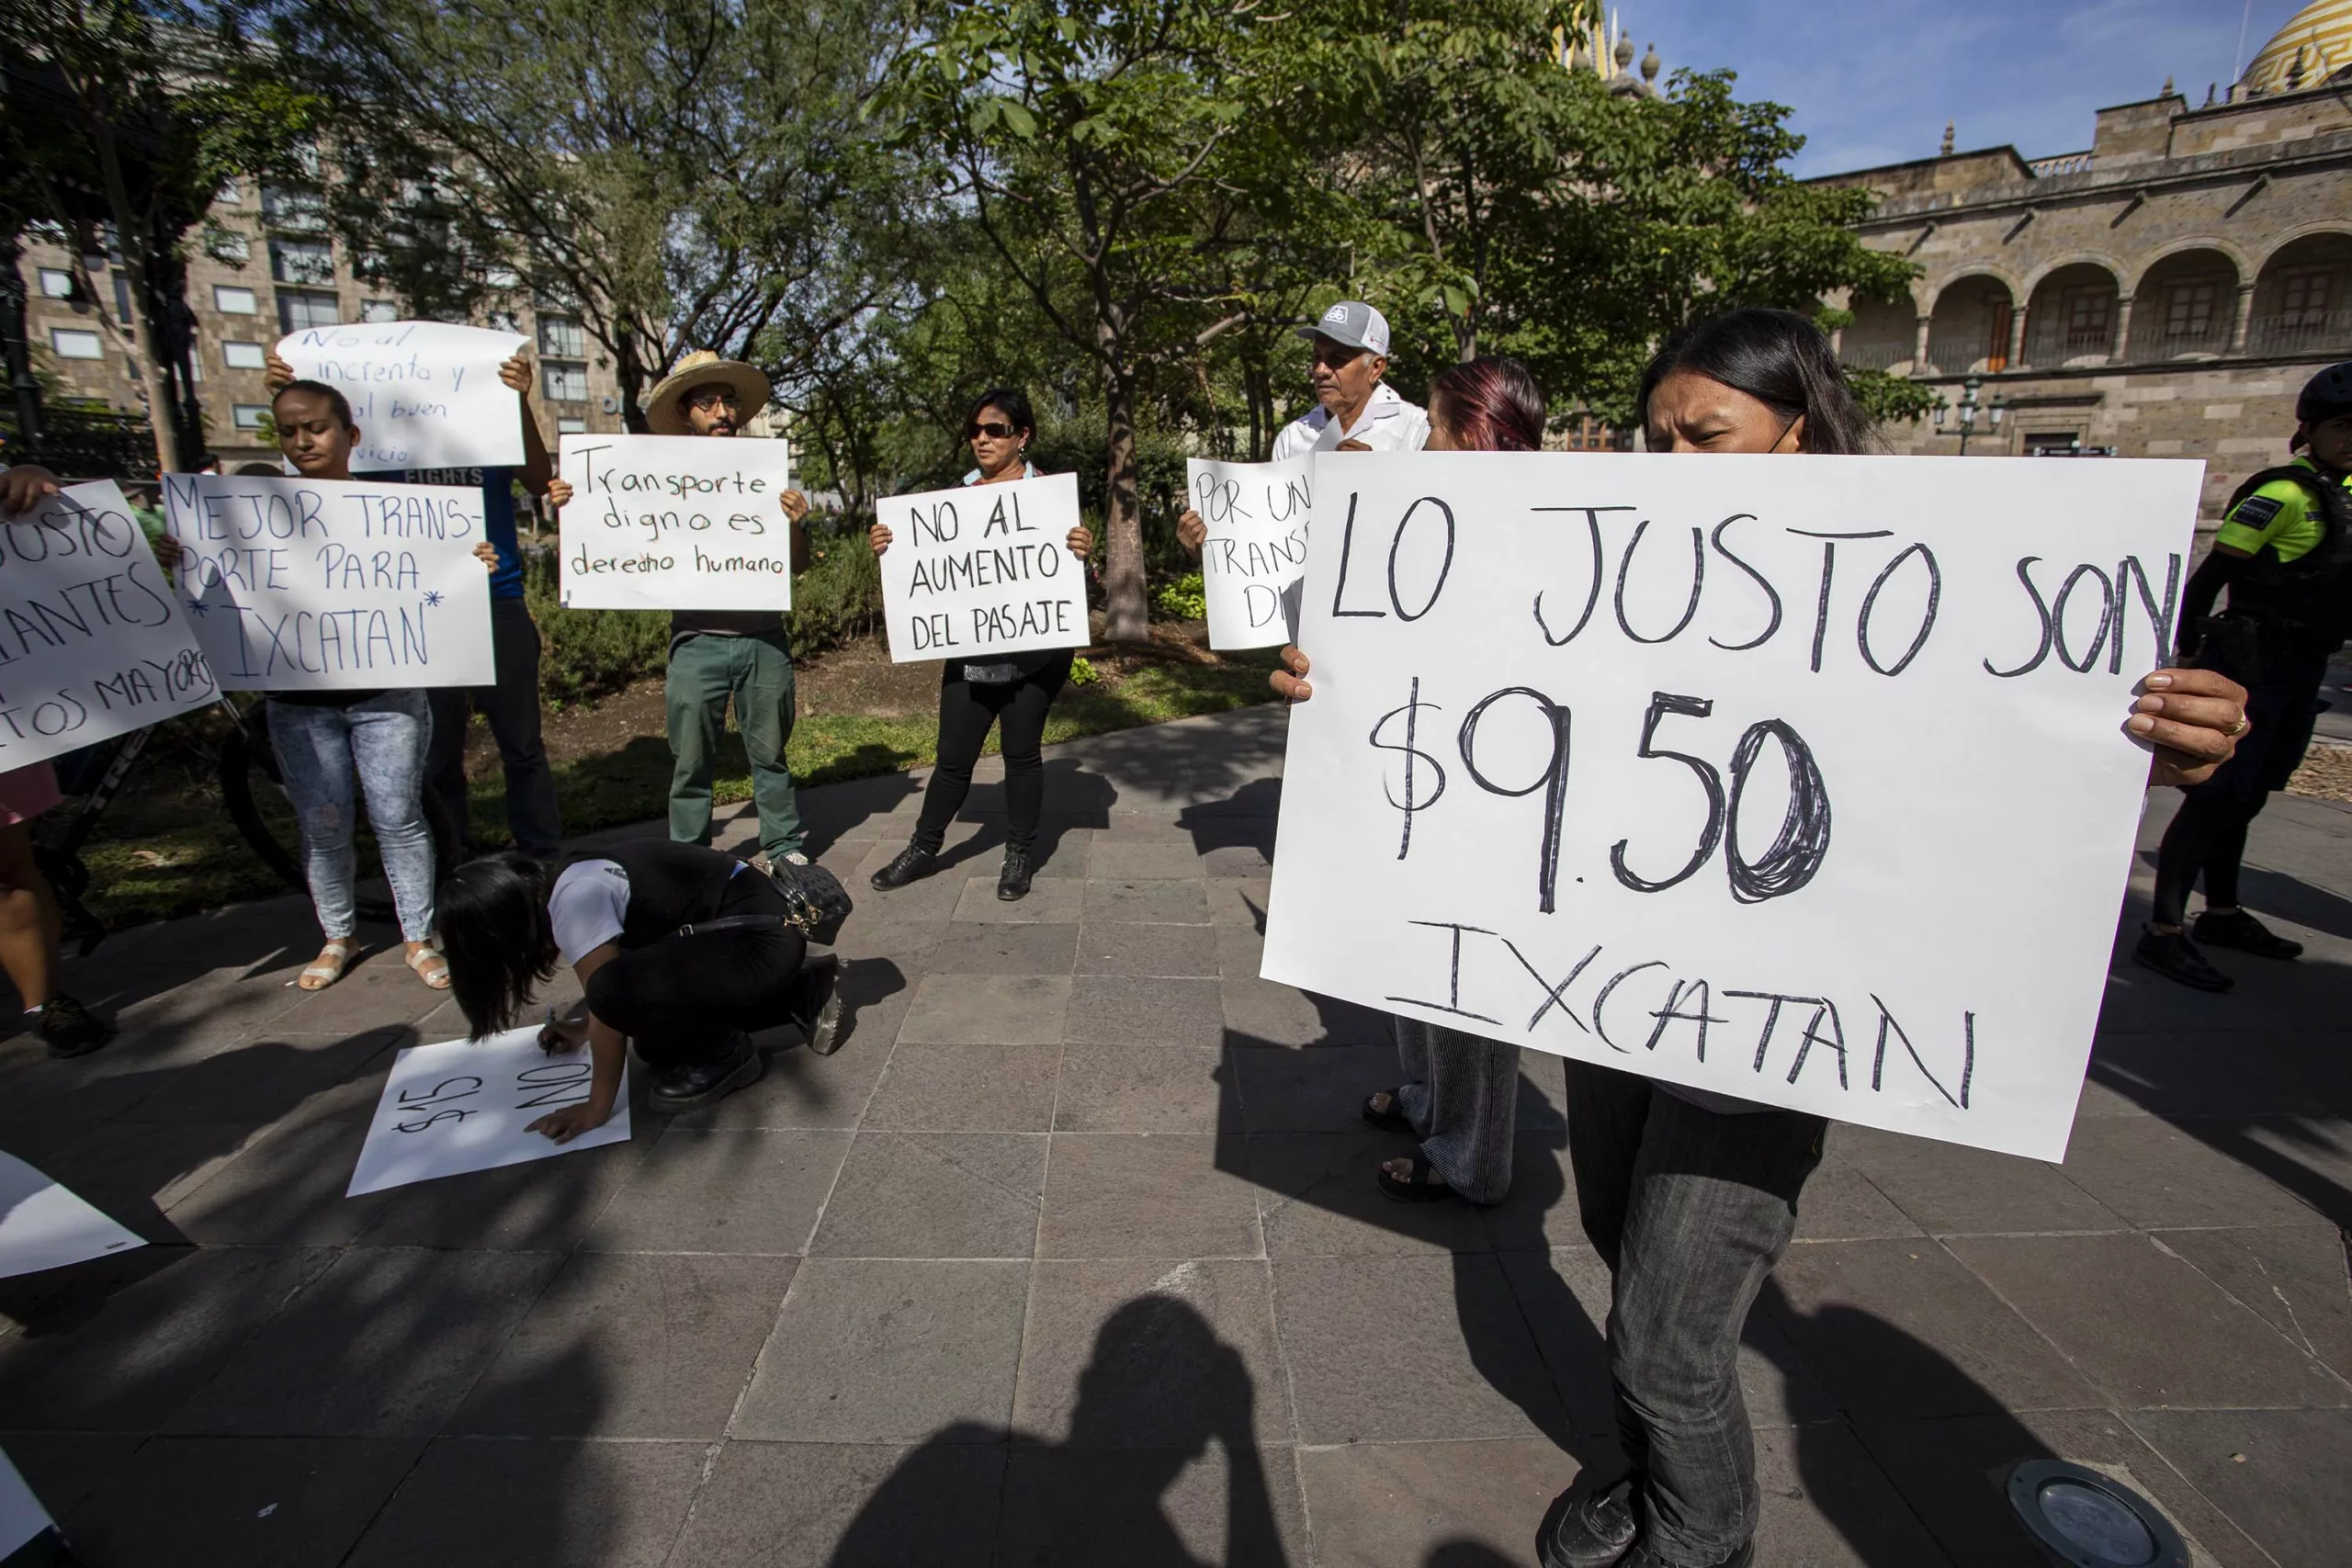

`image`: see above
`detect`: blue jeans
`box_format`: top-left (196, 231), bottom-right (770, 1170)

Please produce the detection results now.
top-left (268, 692), bottom-right (437, 943)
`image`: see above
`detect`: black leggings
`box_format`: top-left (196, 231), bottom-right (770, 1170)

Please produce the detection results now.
top-left (2150, 658), bottom-right (2326, 928)
top-left (583, 871), bottom-right (809, 1068)
top-left (912, 652), bottom-right (1073, 854)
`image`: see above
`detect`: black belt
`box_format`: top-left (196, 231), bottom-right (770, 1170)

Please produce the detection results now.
top-left (672, 915), bottom-right (786, 938)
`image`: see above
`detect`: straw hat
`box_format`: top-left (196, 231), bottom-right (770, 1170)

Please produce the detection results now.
top-left (644, 351), bottom-right (771, 435)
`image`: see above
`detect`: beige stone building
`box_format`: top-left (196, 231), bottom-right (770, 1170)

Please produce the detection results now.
top-left (13, 175), bottom-right (626, 472)
top-left (1812, 3), bottom-right (2352, 523)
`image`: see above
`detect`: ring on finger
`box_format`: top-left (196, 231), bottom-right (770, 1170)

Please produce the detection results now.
top-left (2225, 712), bottom-right (2249, 738)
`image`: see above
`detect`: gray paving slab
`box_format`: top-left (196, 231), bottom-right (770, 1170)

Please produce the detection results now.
top-left (1295, 1437), bottom-right (1587, 1568)
top-left (55, 1434), bottom-right (424, 1568)
top-left (2127, 1406), bottom-right (2352, 1568)
top-left (998, 1444), bottom-right (1309, 1566)
top-left (1038, 1134), bottom-right (1263, 1259)
top-left (896, 972), bottom-right (1070, 1045)
top-left (664, 1438), bottom-right (1004, 1568)
top-left (863, 1042), bottom-right (1062, 1132)
top-left (1066, 975), bottom-right (1227, 1048)
top-left (343, 1435), bottom-right (707, 1568)
top-left (1072, 918), bottom-right (1221, 976)
top-left (808, 1129), bottom-right (1046, 1258)
top-left (1053, 1043), bottom-right (1236, 1133)
top-left (582, 1127), bottom-right (851, 1255)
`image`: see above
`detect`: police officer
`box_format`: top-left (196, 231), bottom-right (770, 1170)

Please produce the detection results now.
top-left (2138, 359), bottom-right (2352, 991)
top-left (1175, 299), bottom-right (1429, 552)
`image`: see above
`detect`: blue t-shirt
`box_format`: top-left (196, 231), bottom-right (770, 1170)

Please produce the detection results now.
top-left (354, 465), bottom-right (525, 600)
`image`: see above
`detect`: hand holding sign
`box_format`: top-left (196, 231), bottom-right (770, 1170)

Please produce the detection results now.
top-left (874, 474), bottom-right (1091, 661)
top-left (1263, 451), bottom-right (2209, 1161)
top-left (274, 320), bottom-right (530, 470)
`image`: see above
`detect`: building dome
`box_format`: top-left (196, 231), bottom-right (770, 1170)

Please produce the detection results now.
top-left (2240, 0), bottom-right (2352, 96)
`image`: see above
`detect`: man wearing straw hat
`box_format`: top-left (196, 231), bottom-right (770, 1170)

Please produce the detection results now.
top-left (548, 350), bottom-right (814, 869)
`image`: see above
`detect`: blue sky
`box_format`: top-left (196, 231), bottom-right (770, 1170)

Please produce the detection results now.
top-left (1625, 1), bottom-right (2312, 176)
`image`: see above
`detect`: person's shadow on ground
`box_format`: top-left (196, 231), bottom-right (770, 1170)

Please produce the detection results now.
top-left (827, 1293), bottom-right (1285, 1567)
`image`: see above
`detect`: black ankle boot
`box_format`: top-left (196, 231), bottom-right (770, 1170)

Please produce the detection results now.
top-left (648, 1031), bottom-right (763, 1113)
top-left (998, 846), bottom-right (1035, 901)
top-left (870, 844), bottom-right (937, 891)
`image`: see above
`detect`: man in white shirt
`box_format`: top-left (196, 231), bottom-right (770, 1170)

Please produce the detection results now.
top-left (1179, 299), bottom-right (1428, 551)
top-left (1272, 299), bottom-right (1430, 457)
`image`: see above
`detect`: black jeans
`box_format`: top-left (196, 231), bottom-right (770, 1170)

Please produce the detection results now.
top-left (911, 651), bottom-right (1073, 854)
top-left (429, 596), bottom-right (563, 861)
top-left (1565, 1060), bottom-right (1826, 1567)
top-left (2150, 647), bottom-right (2328, 929)
top-left (583, 871), bottom-right (809, 1069)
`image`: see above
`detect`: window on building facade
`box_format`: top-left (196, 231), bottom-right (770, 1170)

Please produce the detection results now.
top-left (205, 227), bottom-right (251, 265)
top-left (216, 176), bottom-right (243, 206)
top-left (483, 264), bottom-right (521, 289)
top-left (113, 274), bottom-right (133, 321)
top-left (538, 315), bottom-right (587, 357)
top-left (485, 310), bottom-right (522, 334)
top-left (556, 416), bottom-right (587, 434)
top-left (36, 268), bottom-right (73, 299)
top-left (2164, 281), bottom-right (2217, 341)
top-left (2061, 289), bottom-right (2110, 352)
top-left (215, 285), bottom-right (259, 315)
top-left (269, 238), bottom-right (335, 286)
top-left (542, 361), bottom-right (590, 402)
top-left (360, 299), bottom-right (400, 324)
top-left (232, 403), bottom-right (271, 430)
top-left (277, 288), bottom-right (341, 334)
top-left (222, 341), bottom-right (267, 370)
top-left (50, 329), bottom-right (104, 360)
top-left (260, 184), bottom-right (327, 234)
top-left (2280, 269), bottom-right (2335, 326)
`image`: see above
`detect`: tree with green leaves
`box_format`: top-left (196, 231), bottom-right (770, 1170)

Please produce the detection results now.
top-left (284, 0), bottom-right (919, 429)
top-left (3, 1), bottom-right (313, 470)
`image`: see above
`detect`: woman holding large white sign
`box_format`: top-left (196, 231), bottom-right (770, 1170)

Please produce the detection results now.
top-left (264, 379), bottom-right (499, 994)
top-left (1272, 311), bottom-right (2250, 1568)
top-left (867, 389), bottom-right (1094, 902)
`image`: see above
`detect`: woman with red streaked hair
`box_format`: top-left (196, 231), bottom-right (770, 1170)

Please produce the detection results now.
top-left (1356, 355), bottom-right (1550, 1206)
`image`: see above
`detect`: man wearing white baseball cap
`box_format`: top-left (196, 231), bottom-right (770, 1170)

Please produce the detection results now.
top-left (1177, 299), bottom-right (1429, 553)
top-left (1271, 299), bottom-right (1430, 458)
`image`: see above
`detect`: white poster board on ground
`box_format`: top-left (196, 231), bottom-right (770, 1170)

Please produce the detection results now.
top-left (0, 1447), bottom-right (56, 1560)
top-left (1187, 457), bottom-right (1312, 649)
top-left (347, 1028), bottom-right (632, 1196)
top-left (1261, 452), bottom-right (2206, 1161)
top-left (162, 473), bottom-right (496, 690)
top-left (875, 473), bottom-right (1090, 662)
top-left (274, 321), bottom-right (530, 471)
top-left (556, 433), bottom-right (796, 609)
top-left (0, 482), bottom-right (219, 770)
top-left (0, 1149), bottom-right (144, 1278)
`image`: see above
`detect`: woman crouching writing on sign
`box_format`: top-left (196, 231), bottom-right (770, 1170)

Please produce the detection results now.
top-left (437, 840), bottom-right (845, 1134)
top-left (866, 388), bottom-right (1094, 902)
top-left (1273, 309), bottom-right (2250, 1568)
top-left (266, 380), bottom-right (502, 993)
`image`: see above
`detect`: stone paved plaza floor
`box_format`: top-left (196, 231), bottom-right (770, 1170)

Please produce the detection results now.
top-left (0, 704), bottom-right (2347, 1566)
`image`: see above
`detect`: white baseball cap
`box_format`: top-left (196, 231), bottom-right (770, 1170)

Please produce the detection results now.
top-left (1296, 299), bottom-right (1391, 356)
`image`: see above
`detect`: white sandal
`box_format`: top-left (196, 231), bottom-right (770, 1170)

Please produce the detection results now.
top-left (299, 940), bottom-right (354, 991)
top-left (406, 944), bottom-right (452, 991)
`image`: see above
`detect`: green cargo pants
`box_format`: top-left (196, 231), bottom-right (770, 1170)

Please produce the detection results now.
top-left (665, 631), bottom-right (805, 860)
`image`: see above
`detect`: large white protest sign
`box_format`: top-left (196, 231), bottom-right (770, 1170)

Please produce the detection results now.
top-left (0, 1149), bottom-right (144, 1278)
top-left (163, 473), bottom-right (495, 690)
top-left (876, 473), bottom-right (1090, 661)
top-left (0, 1447), bottom-right (58, 1561)
top-left (1262, 452), bottom-right (2205, 1161)
top-left (347, 1029), bottom-right (632, 1196)
top-left (1188, 457), bottom-right (1312, 649)
top-left (557, 433), bottom-right (796, 610)
top-left (275, 320), bottom-right (530, 470)
top-left (0, 482), bottom-right (218, 770)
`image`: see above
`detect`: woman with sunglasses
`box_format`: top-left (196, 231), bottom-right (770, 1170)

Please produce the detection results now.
top-left (867, 388), bottom-right (1094, 900)
top-left (1272, 309), bottom-right (2249, 1568)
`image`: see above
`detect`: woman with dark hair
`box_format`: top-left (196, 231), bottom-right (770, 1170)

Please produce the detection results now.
top-left (866, 387), bottom-right (1095, 901)
top-left (1274, 308), bottom-right (2250, 1568)
top-left (438, 840), bottom-right (843, 1134)
top-left (260, 379), bottom-right (499, 992)
top-left (1361, 357), bottom-right (1549, 1207)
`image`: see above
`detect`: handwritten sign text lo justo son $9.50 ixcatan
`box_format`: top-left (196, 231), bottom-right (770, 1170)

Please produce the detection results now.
top-left (1261, 451), bottom-right (2205, 1161)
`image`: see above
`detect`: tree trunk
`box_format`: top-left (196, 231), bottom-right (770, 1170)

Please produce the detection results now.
top-left (1100, 362), bottom-right (1148, 643)
top-left (79, 106), bottom-right (173, 478)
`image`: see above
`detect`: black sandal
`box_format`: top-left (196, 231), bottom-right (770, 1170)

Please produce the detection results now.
top-left (1362, 1089), bottom-right (1415, 1134)
top-left (1376, 1155), bottom-right (1455, 1204)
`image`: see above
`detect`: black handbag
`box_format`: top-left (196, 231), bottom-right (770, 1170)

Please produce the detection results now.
top-left (763, 857), bottom-right (854, 945)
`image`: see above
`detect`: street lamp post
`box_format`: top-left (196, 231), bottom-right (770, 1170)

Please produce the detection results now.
top-left (1932, 375), bottom-right (2007, 456)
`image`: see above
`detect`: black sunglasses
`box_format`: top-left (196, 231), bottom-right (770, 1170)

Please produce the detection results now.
top-left (967, 420), bottom-right (1019, 440)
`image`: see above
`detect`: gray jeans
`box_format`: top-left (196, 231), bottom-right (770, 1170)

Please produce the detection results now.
top-left (268, 691), bottom-right (437, 943)
top-left (1393, 1016), bottom-right (1521, 1204)
top-left (1564, 1060), bottom-right (1825, 1567)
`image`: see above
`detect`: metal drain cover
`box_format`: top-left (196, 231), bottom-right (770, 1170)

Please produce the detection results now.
top-left (2007, 1461), bottom-right (2189, 1568)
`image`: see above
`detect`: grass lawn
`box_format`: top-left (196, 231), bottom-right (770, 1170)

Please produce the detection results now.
top-left (77, 642), bottom-right (1281, 931)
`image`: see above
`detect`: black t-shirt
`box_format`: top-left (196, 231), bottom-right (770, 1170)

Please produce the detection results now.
top-left (670, 609), bottom-right (788, 647)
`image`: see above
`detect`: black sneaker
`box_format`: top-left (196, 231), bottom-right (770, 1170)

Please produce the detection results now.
top-left (2192, 908), bottom-right (2304, 960)
top-left (648, 1031), bottom-right (764, 1113)
top-left (869, 844), bottom-right (937, 891)
top-left (790, 954), bottom-right (845, 1056)
top-left (2132, 929), bottom-right (2233, 993)
top-left (998, 846), bottom-right (1035, 901)
top-left (1540, 1474), bottom-right (1641, 1568)
top-left (38, 993), bottom-right (114, 1059)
